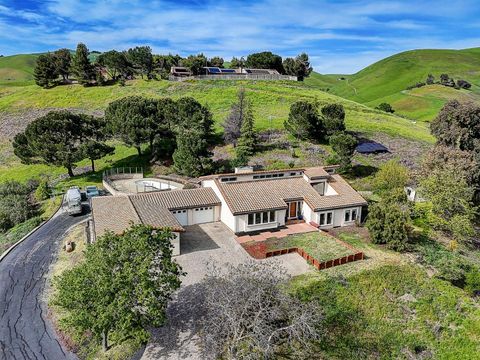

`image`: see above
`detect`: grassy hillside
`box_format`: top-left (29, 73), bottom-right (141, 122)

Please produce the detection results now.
top-left (0, 54), bottom-right (39, 85)
top-left (313, 48), bottom-right (480, 121)
top-left (0, 79), bottom-right (432, 183)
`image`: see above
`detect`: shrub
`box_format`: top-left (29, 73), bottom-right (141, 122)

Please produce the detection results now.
top-left (373, 160), bottom-right (409, 193)
top-left (35, 179), bottom-right (51, 201)
top-left (375, 103), bottom-right (394, 113)
top-left (464, 268), bottom-right (480, 296)
top-left (329, 132), bottom-right (357, 173)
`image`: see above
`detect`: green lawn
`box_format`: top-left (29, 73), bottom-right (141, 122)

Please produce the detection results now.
top-left (267, 232), bottom-right (355, 262)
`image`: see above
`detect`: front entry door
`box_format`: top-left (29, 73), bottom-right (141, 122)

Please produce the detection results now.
top-left (288, 202), bottom-right (297, 219)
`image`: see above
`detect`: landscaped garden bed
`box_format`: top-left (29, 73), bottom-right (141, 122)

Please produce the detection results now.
top-left (242, 231), bottom-right (363, 270)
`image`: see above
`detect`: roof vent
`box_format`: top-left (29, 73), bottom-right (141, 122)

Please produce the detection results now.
top-left (234, 166), bottom-right (254, 174)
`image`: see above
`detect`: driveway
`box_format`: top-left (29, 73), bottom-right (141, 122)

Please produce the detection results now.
top-left (141, 222), bottom-right (312, 360)
top-left (0, 206), bottom-right (89, 360)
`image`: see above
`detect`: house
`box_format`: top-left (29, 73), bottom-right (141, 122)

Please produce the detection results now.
top-left (170, 66), bottom-right (192, 77)
top-left (91, 166), bottom-right (367, 255)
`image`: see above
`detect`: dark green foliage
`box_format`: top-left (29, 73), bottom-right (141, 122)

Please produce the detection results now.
top-left (153, 54), bottom-right (182, 79)
top-left (321, 103), bottom-right (346, 136)
top-left (209, 56), bottom-right (224, 68)
top-left (81, 141), bottom-right (114, 172)
top-left (235, 104), bottom-right (257, 165)
top-left (105, 96), bottom-right (157, 155)
top-left (173, 130), bottom-right (213, 177)
top-left (283, 53), bottom-right (313, 80)
top-left (245, 51), bottom-right (284, 73)
top-left (71, 43), bottom-right (94, 85)
top-left (34, 53), bottom-right (57, 88)
top-left (284, 100), bottom-right (323, 141)
top-left (367, 191), bottom-right (411, 251)
top-left (229, 56), bottom-right (245, 69)
top-left (329, 133), bottom-right (357, 173)
top-left (426, 73), bottom-right (435, 85)
top-left (465, 268), bottom-right (480, 296)
top-left (440, 73), bottom-right (455, 87)
top-left (126, 46), bottom-right (153, 79)
top-left (53, 225), bottom-right (183, 351)
top-left (375, 102), bottom-right (395, 113)
top-left (35, 179), bottom-right (51, 201)
top-left (182, 53), bottom-right (208, 75)
top-left (419, 169), bottom-right (477, 242)
top-left (97, 50), bottom-right (132, 81)
top-left (0, 181), bottom-right (36, 232)
top-left (53, 48), bottom-right (72, 81)
top-left (12, 111), bottom-right (85, 177)
top-left (172, 97), bottom-right (215, 176)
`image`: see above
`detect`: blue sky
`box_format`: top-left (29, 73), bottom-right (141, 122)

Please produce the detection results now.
top-left (1, 0), bottom-right (479, 73)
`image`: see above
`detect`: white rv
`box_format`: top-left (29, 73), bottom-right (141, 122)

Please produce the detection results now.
top-left (65, 187), bottom-right (82, 215)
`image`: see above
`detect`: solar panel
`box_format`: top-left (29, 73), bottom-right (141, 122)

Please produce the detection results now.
top-left (208, 67), bottom-right (221, 73)
top-left (220, 69), bottom-right (236, 73)
top-left (356, 142), bottom-right (389, 154)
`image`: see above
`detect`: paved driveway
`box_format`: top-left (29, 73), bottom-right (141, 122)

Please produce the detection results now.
top-left (141, 222), bottom-right (312, 360)
top-left (0, 207), bottom-right (89, 360)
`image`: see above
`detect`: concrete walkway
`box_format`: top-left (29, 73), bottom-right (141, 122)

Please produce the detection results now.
top-left (141, 222), bottom-right (312, 360)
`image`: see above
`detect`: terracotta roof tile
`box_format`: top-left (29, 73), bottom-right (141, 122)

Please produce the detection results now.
top-left (129, 188), bottom-right (220, 210)
top-left (91, 196), bottom-right (141, 237)
top-left (217, 175), bottom-right (366, 215)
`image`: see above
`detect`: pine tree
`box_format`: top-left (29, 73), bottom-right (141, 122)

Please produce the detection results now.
top-left (235, 105), bottom-right (257, 166)
top-left (34, 53), bottom-right (57, 88)
top-left (173, 129), bottom-right (212, 176)
top-left (71, 43), bottom-right (93, 86)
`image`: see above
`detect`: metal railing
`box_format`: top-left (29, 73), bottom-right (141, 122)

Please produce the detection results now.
top-left (102, 167), bottom-right (143, 179)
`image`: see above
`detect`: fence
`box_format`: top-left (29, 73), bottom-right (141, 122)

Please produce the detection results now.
top-left (102, 167), bottom-right (143, 179)
top-left (169, 74), bottom-right (298, 82)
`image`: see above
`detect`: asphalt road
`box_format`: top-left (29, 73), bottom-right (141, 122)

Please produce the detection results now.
top-left (0, 207), bottom-right (89, 360)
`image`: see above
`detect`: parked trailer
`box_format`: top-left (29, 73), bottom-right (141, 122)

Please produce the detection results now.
top-left (65, 187), bottom-right (82, 215)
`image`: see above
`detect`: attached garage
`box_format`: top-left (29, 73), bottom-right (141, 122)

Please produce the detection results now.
top-left (172, 209), bottom-right (188, 226)
top-left (192, 206), bottom-right (215, 224)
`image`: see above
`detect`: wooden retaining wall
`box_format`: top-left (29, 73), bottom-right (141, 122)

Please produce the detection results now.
top-left (265, 247), bottom-right (364, 270)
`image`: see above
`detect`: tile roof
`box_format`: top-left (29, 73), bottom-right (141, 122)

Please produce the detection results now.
top-left (129, 188), bottom-right (220, 210)
top-left (303, 167), bottom-right (329, 179)
top-left (91, 196), bottom-right (142, 237)
top-left (216, 175), bottom-right (366, 215)
top-left (92, 188), bottom-right (221, 238)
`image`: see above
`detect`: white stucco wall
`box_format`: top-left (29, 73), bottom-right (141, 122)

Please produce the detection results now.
top-left (202, 179), bottom-right (236, 231)
top-left (302, 202), bottom-right (314, 223)
top-left (236, 209), bottom-right (286, 233)
top-left (316, 206), bottom-right (362, 229)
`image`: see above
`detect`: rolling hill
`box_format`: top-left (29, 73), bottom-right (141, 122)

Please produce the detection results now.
top-left (0, 53), bottom-right (39, 85)
top-left (308, 48), bottom-right (480, 121)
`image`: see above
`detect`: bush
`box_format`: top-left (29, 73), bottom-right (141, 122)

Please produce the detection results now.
top-left (465, 268), bottom-right (480, 296)
top-left (35, 179), bottom-right (51, 201)
top-left (0, 181), bottom-right (36, 232)
top-left (375, 103), bottom-right (394, 113)
top-left (373, 160), bottom-right (409, 194)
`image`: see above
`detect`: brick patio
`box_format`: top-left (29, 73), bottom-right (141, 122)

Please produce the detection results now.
top-left (235, 223), bottom-right (318, 244)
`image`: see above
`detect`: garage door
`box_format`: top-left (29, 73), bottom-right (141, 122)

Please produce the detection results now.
top-left (172, 209), bottom-right (188, 226)
top-left (192, 206), bottom-right (214, 224)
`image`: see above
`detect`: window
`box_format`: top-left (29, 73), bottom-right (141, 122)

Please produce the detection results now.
top-left (278, 173), bottom-right (284, 177)
top-left (319, 211), bottom-right (333, 226)
top-left (290, 172), bottom-right (296, 176)
top-left (247, 211), bottom-right (276, 226)
top-left (352, 209), bottom-right (357, 221)
top-left (344, 210), bottom-right (351, 222)
top-left (221, 177), bottom-right (237, 182)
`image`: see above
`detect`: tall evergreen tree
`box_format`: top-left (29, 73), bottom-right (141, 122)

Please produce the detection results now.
top-left (126, 46), bottom-right (153, 79)
top-left (329, 132), bottom-right (357, 173)
top-left (34, 53), bottom-right (57, 88)
top-left (173, 129), bottom-right (213, 176)
top-left (321, 103), bottom-right (346, 136)
top-left (53, 48), bottom-right (72, 81)
top-left (71, 43), bottom-right (93, 85)
top-left (235, 105), bottom-right (257, 166)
